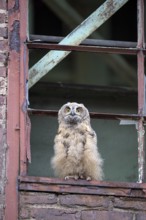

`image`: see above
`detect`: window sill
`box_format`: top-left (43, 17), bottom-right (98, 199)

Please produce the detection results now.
top-left (18, 176), bottom-right (146, 198)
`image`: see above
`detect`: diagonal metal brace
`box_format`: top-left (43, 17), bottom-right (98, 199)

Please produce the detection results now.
top-left (29, 0), bottom-right (129, 89)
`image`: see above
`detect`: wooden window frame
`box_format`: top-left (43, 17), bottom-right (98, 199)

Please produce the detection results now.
top-left (20, 0), bottom-right (146, 183)
top-left (6, 2), bottom-right (146, 219)
top-left (21, 0), bottom-right (146, 179)
top-left (5, 1), bottom-right (28, 219)
top-left (23, 0), bottom-right (146, 182)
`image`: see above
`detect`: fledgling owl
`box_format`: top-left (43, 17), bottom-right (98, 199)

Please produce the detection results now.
top-left (51, 102), bottom-right (103, 181)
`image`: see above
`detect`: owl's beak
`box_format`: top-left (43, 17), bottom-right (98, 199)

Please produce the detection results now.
top-left (70, 110), bottom-right (75, 116)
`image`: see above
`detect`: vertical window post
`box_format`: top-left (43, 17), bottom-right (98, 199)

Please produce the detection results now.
top-left (137, 0), bottom-right (145, 183)
top-left (20, 0), bottom-right (29, 176)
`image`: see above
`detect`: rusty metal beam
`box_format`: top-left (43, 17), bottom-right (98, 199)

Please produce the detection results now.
top-left (137, 0), bottom-right (145, 183)
top-left (28, 108), bottom-right (143, 122)
top-left (27, 42), bottom-right (144, 55)
top-left (18, 176), bottom-right (146, 198)
top-left (28, 0), bottom-right (129, 89)
top-left (29, 35), bottom-right (137, 48)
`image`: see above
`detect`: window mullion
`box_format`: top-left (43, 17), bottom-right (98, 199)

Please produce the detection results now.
top-left (137, 0), bottom-right (145, 183)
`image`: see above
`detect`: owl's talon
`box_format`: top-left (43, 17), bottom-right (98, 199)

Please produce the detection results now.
top-left (86, 176), bottom-right (92, 181)
top-left (65, 175), bottom-right (79, 180)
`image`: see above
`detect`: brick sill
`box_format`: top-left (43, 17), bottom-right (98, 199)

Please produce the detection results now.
top-left (18, 176), bottom-right (146, 198)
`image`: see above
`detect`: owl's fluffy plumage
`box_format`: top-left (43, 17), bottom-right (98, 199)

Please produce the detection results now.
top-left (51, 102), bottom-right (103, 181)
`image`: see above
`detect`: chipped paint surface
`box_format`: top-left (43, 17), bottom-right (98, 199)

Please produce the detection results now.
top-left (137, 119), bottom-right (145, 183)
top-left (9, 20), bottom-right (20, 52)
top-left (137, 0), bottom-right (145, 183)
top-left (0, 0), bottom-right (8, 219)
top-left (5, 0), bottom-right (21, 220)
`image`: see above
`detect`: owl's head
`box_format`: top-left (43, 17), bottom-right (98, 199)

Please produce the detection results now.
top-left (58, 102), bottom-right (90, 125)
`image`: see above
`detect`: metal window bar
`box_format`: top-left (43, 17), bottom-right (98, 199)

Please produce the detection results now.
top-left (27, 40), bottom-right (146, 55)
top-left (29, 35), bottom-right (137, 48)
top-left (28, 108), bottom-right (144, 121)
top-left (27, 0), bottom-right (146, 183)
top-left (137, 0), bottom-right (145, 183)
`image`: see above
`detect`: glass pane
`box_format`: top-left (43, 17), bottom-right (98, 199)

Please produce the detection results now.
top-left (92, 119), bottom-right (138, 182)
top-left (29, 0), bottom-right (137, 41)
top-left (28, 115), bottom-right (138, 182)
top-left (28, 115), bottom-right (57, 177)
top-left (29, 51), bottom-right (137, 114)
top-left (29, 50), bottom-right (137, 87)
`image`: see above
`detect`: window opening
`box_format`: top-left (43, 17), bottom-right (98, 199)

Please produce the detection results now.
top-left (20, 0), bottom-right (146, 185)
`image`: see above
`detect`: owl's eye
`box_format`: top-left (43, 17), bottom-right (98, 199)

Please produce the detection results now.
top-left (76, 107), bottom-right (82, 113)
top-left (65, 106), bottom-right (70, 113)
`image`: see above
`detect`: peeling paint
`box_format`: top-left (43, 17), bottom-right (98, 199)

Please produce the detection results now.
top-left (9, 0), bottom-right (19, 14)
top-left (9, 20), bottom-right (20, 52)
top-left (137, 119), bottom-right (145, 183)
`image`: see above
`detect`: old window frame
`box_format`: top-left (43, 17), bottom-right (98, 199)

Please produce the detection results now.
top-left (18, 0), bottom-right (146, 198)
top-left (5, 0), bottom-right (28, 219)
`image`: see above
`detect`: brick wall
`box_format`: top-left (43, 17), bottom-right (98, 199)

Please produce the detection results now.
top-left (0, 0), bottom-right (8, 219)
top-left (19, 191), bottom-right (146, 220)
top-left (0, 0), bottom-right (145, 220)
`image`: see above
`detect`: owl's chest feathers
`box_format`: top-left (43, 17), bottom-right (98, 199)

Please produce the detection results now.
top-left (60, 126), bottom-right (87, 161)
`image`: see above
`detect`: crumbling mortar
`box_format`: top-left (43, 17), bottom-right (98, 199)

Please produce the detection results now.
top-left (24, 203), bottom-right (80, 212)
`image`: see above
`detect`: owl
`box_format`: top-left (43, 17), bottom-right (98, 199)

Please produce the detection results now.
top-left (51, 102), bottom-right (103, 181)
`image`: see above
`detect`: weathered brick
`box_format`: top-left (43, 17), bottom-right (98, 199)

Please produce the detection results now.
top-left (0, 195), bottom-right (5, 205)
top-left (0, 40), bottom-right (8, 51)
top-left (136, 213), bottom-right (146, 220)
top-left (0, 96), bottom-right (5, 105)
top-left (0, 106), bottom-right (6, 120)
top-left (20, 207), bottom-right (30, 219)
top-left (114, 197), bottom-right (146, 211)
top-left (81, 210), bottom-right (133, 220)
top-left (0, 27), bottom-right (7, 38)
top-left (59, 194), bottom-right (110, 208)
top-left (0, 207), bottom-right (4, 220)
top-left (0, 77), bottom-right (7, 95)
top-left (0, 53), bottom-right (7, 64)
top-left (20, 192), bottom-right (57, 205)
top-left (0, 1), bottom-right (7, 10)
top-left (0, 67), bottom-right (6, 77)
top-left (0, 127), bottom-right (6, 147)
top-left (21, 208), bottom-right (81, 220)
top-left (0, 13), bottom-right (7, 23)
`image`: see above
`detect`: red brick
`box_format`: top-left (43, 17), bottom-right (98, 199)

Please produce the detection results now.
top-left (114, 197), bottom-right (146, 211)
top-left (0, 96), bottom-right (5, 105)
top-left (0, 27), bottom-right (7, 38)
top-left (0, 207), bottom-right (4, 220)
top-left (20, 207), bottom-right (30, 219)
top-left (20, 192), bottom-right (57, 205)
top-left (81, 211), bottom-right (133, 220)
top-left (0, 195), bottom-right (5, 205)
top-left (0, 53), bottom-right (7, 64)
top-left (136, 213), bottom-right (146, 220)
top-left (0, 67), bottom-right (6, 77)
top-left (0, 127), bottom-right (5, 145)
top-left (59, 194), bottom-right (110, 208)
top-left (22, 208), bottom-right (81, 220)
top-left (0, 40), bottom-right (8, 51)
top-left (0, 1), bottom-right (7, 10)
top-left (0, 13), bottom-right (7, 23)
